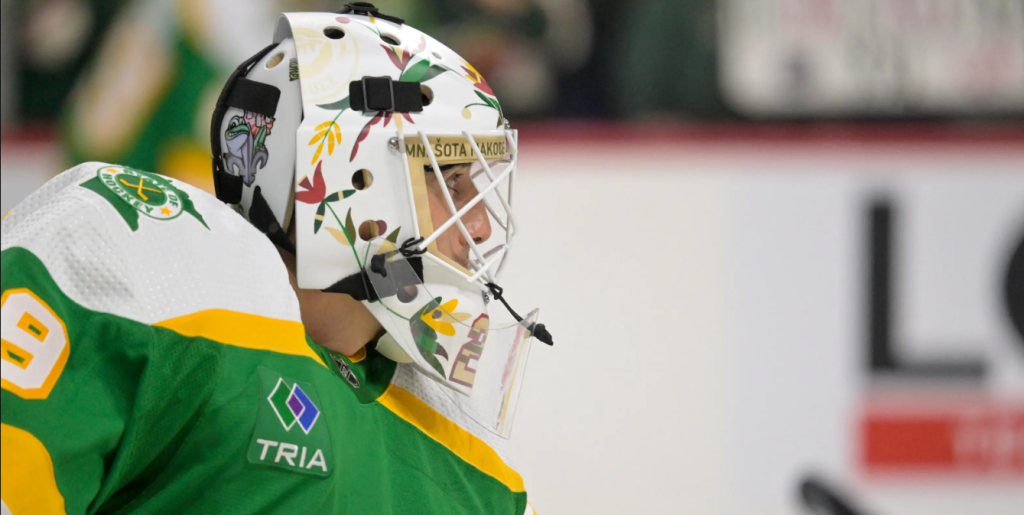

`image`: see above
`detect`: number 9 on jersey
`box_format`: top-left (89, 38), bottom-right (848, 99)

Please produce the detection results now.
top-left (1, 289), bottom-right (70, 400)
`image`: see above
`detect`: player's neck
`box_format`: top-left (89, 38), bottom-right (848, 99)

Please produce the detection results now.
top-left (277, 246), bottom-right (381, 357)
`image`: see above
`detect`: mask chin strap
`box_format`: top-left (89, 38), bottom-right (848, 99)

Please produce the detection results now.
top-left (485, 283), bottom-right (555, 346)
top-left (322, 238), bottom-right (426, 302)
top-left (322, 238), bottom-right (553, 346)
top-left (250, 186), bottom-right (296, 255)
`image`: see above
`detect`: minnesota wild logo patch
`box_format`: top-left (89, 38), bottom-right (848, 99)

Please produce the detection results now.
top-left (82, 166), bottom-right (208, 231)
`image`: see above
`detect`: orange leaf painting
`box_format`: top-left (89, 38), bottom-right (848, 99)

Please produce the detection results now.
top-left (309, 121), bottom-right (342, 164)
top-left (326, 227), bottom-right (353, 247)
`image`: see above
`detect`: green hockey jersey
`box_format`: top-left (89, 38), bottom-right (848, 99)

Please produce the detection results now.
top-left (0, 163), bottom-right (539, 515)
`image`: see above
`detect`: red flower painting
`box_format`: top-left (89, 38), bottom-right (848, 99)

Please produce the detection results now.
top-left (296, 163), bottom-right (327, 204)
top-left (462, 61), bottom-right (495, 96)
top-left (384, 45), bottom-right (414, 70)
top-left (383, 35), bottom-right (426, 71)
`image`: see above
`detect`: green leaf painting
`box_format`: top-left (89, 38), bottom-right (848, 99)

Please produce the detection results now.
top-left (475, 90), bottom-right (501, 111)
top-left (313, 190), bottom-right (355, 234)
top-left (325, 190), bottom-right (356, 204)
top-left (324, 207), bottom-right (356, 247)
top-left (400, 60), bottom-right (447, 83)
top-left (345, 208), bottom-right (357, 246)
top-left (386, 228), bottom-right (402, 245)
top-left (315, 202), bottom-right (328, 234)
top-left (317, 96), bottom-right (351, 112)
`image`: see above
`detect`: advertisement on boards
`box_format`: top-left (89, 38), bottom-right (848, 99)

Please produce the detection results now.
top-left (719, 0), bottom-right (1024, 116)
top-left (726, 157), bottom-right (1024, 515)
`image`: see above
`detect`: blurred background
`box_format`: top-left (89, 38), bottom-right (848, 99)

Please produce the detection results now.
top-left (1, 1), bottom-right (1023, 514)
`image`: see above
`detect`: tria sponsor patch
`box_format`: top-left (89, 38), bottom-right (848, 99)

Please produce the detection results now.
top-left (248, 368), bottom-right (333, 477)
top-left (252, 440), bottom-right (329, 473)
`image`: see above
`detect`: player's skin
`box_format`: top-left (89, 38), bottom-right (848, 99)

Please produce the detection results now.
top-left (279, 164), bottom-right (491, 356)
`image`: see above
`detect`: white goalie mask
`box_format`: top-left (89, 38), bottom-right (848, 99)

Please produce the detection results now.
top-left (211, 5), bottom-right (551, 438)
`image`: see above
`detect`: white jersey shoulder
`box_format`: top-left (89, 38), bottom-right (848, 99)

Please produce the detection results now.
top-left (0, 163), bottom-right (301, 326)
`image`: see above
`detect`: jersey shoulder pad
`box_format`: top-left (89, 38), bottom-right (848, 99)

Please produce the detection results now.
top-left (1, 162), bottom-right (300, 327)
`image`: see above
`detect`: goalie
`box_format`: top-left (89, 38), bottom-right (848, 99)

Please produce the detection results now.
top-left (1, 4), bottom-right (548, 514)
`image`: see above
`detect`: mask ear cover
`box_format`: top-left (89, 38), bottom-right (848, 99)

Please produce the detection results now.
top-left (211, 39), bottom-right (303, 254)
top-left (211, 43), bottom-right (281, 205)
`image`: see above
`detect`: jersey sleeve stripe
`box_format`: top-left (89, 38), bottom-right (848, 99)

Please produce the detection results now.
top-left (155, 310), bottom-right (327, 368)
top-left (1, 423), bottom-right (68, 515)
top-left (378, 385), bottom-right (526, 493)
